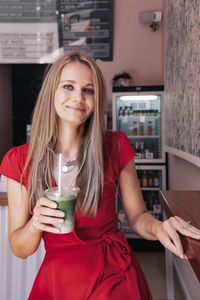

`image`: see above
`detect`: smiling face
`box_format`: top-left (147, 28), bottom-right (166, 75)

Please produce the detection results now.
top-left (54, 61), bottom-right (95, 129)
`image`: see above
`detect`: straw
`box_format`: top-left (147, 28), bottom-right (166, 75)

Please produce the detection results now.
top-left (58, 153), bottom-right (62, 191)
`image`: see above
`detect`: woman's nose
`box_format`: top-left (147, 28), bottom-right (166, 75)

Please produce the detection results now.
top-left (74, 89), bottom-right (85, 103)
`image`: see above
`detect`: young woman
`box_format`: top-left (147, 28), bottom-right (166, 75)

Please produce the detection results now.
top-left (0, 51), bottom-right (200, 300)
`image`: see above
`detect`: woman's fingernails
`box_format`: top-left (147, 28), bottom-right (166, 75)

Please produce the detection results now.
top-left (180, 254), bottom-right (188, 259)
top-left (58, 219), bottom-right (64, 224)
top-left (59, 212), bottom-right (65, 217)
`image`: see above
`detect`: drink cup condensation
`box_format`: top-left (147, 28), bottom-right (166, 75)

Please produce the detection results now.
top-left (45, 187), bottom-right (80, 234)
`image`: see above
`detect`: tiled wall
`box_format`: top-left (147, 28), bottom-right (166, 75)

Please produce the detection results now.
top-left (164, 0), bottom-right (200, 158)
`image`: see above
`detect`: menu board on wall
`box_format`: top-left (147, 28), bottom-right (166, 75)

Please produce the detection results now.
top-left (0, 0), bottom-right (113, 63)
top-left (58, 0), bottom-right (113, 60)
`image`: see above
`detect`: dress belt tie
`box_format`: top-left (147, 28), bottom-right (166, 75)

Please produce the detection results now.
top-left (101, 232), bottom-right (143, 299)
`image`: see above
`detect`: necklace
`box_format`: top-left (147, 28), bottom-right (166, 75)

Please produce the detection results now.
top-left (62, 159), bottom-right (77, 173)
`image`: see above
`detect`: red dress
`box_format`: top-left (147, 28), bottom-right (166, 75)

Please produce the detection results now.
top-left (0, 132), bottom-right (153, 300)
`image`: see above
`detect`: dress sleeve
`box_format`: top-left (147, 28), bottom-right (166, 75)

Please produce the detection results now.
top-left (0, 147), bottom-right (26, 185)
top-left (117, 131), bottom-right (136, 172)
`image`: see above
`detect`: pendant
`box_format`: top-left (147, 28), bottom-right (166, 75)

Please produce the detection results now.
top-left (62, 165), bottom-right (70, 173)
top-left (61, 159), bottom-right (77, 174)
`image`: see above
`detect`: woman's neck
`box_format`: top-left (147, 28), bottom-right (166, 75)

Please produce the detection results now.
top-left (56, 124), bottom-right (82, 159)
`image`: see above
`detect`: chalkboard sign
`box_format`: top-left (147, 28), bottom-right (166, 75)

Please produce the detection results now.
top-left (58, 0), bottom-right (113, 60)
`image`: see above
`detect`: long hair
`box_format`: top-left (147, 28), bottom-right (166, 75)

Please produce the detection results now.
top-left (23, 51), bottom-right (108, 216)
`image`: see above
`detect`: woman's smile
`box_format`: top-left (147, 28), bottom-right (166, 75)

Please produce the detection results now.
top-left (65, 105), bottom-right (86, 112)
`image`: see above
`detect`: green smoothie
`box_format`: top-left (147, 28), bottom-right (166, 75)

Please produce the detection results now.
top-left (45, 187), bottom-right (79, 234)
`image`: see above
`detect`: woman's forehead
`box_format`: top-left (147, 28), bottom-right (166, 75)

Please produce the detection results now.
top-left (59, 61), bottom-right (94, 84)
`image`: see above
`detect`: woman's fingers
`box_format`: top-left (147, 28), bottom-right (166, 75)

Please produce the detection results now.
top-left (36, 197), bottom-right (57, 209)
top-left (32, 197), bottom-right (65, 233)
top-left (32, 216), bottom-right (60, 234)
top-left (172, 216), bottom-right (200, 238)
top-left (33, 197), bottom-right (64, 219)
top-left (161, 220), bottom-right (185, 258)
top-left (37, 214), bottom-right (64, 225)
top-left (36, 206), bottom-right (65, 218)
top-left (160, 216), bottom-right (200, 259)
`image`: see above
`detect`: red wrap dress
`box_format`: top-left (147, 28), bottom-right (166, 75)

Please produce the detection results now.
top-left (0, 131), bottom-right (153, 300)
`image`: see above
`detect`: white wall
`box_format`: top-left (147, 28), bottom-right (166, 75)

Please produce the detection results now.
top-left (168, 154), bottom-right (200, 190)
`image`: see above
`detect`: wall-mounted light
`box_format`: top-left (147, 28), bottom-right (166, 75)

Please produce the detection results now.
top-left (139, 11), bottom-right (162, 32)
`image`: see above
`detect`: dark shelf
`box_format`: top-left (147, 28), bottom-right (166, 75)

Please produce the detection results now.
top-left (12, 64), bottom-right (48, 146)
top-left (112, 85), bottom-right (164, 93)
top-left (127, 239), bottom-right (164, 252)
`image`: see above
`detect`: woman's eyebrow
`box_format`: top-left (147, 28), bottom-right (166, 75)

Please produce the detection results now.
top-left (59, 80), bottom-right (94, 86)
top-left (59, 80), bottom-right (74, 84)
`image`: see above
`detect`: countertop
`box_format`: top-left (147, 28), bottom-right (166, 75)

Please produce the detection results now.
top-left (159, 190), bottom-right (200, 281)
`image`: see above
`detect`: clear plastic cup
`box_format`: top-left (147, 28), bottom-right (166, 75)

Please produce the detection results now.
top-left (45, 187), bottom-right (80, 234)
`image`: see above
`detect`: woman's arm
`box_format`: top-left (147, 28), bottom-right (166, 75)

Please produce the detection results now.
top-left (119, 161), bottom-right (200, 259)
top-left (7, 179), bottom-right (64, 258)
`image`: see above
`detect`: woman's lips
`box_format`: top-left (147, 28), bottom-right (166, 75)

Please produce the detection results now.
top-left (66, 106), bottom-right (85, 112)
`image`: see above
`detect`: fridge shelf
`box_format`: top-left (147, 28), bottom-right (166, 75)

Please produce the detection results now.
top-left (127, 115), bottom-right (160, 119)
top-left (140, 187), bottom-right (161, 191)
top-left (126, 233), bottom-right (142, 239)
top-left (134, 159), bottom-right (164, 163)
top-left (128, 135), bottom-right (160, 139)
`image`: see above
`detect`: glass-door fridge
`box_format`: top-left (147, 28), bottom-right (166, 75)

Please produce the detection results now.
top-left (112, 86), bottom-right (167, 242)
top-left (117, 165), bottom-right (166, 239)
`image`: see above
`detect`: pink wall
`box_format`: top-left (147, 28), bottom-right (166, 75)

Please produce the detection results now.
top-left (97, 0), bottom-right (165, 102)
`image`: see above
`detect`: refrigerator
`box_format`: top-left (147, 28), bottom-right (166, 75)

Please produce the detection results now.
top-left (112, 85), bottom-right (166, 247)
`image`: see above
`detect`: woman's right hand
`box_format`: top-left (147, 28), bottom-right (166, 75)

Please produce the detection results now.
top-left (31, 197), bottom-right (65, 233)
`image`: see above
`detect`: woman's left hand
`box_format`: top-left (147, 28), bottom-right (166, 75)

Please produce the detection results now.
top-left (155, 216), bottom-right (200, 259)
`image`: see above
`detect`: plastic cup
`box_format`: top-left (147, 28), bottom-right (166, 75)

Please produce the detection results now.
top-left (45, 187), bottom-right (80, 234)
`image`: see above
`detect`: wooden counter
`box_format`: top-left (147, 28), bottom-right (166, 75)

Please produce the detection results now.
top-left (0, 192), bottom-right (8, 206)
top-left (159, 191), bottom-right (200, 281)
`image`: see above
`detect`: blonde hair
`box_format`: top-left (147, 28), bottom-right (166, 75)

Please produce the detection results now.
top-left (23, 51), bottom-right (108, 216)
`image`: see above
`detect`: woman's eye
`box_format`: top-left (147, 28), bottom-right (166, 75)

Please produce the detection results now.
top-left (63, 84), bottom-right (73, 90)
top-left (84, 88), bottom-right (94, 95)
